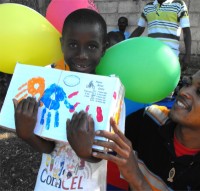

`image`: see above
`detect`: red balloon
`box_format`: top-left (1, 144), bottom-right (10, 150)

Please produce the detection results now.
top-left (46, 0), bottom-right (98, 33)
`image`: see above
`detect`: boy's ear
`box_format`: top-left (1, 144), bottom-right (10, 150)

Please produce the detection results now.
top-left (105, 40), bottom-right (109, 49)
top-left (102, 42), bottom-right (107, 57)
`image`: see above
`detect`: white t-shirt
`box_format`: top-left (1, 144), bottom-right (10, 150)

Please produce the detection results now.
top-left (34, 103), bottom-right (126, 191)
top-left (34, 142), bottom-right (107, 191)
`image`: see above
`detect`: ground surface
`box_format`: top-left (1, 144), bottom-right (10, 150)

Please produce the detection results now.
top-left (0, 128), bottom-right (41, 191)
top-left (0, 72), bottom-right (42, 191)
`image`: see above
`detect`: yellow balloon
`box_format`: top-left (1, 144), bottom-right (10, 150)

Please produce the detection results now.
top-left (0, 3), bottom-right (63, 74)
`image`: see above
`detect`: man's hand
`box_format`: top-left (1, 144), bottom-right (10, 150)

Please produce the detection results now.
top-left (92, 118), bottom-right (152, 191)
top-left (13, 97), bottom-right (39, 140)
top-left (67, 111), bottom-right (95, 160)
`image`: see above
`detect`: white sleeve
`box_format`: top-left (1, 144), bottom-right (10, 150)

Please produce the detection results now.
top-left (180, 17), bottom-right (190, 28)
top-left (138, 17), bottom-right (147, 27)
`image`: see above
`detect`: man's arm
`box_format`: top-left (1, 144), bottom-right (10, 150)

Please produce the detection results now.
top-left (181, 27), bottom-right (191, 71)
top-left (129, 26), bottom-right (145, 38)
top-left (14, 97), bottom-right (55, 154)
top-left (92, 118), bottom-right (152, 191)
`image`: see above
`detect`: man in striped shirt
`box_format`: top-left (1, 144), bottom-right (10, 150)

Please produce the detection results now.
top-left (130, 0), bottom-right (191, 71)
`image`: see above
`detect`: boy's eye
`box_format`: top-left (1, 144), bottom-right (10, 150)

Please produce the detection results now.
top-left (88, 44), bottom-right (98, 50)
top-left (69, 43), bottom-right (78, 48)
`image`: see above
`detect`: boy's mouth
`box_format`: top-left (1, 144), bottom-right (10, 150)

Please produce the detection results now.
top-left (70, 63), bottom-right (93, 73)
top-left (74, 64), bottom-right (90, 68)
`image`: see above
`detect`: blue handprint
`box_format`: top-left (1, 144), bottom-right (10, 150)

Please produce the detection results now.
top-left (40, 83), bottom-right (74, 130)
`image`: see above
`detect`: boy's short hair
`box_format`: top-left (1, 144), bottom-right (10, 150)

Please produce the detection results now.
top-left (62, 9), bottom-right (107, 42)
top-left (118, 16), bottom-right (128, 25)
top-left (107, 31), bottom-right (125, 42)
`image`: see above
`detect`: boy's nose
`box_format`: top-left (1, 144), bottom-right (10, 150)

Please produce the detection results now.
top-left (78, 47), bottom-right (88, 60)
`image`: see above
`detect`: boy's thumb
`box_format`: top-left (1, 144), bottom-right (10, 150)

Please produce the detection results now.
top-left (12, 99), bottom-right (18, 110)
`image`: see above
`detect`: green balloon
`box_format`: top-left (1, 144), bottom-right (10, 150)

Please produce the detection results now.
top-left (96, 37), bottom-right (180, 103)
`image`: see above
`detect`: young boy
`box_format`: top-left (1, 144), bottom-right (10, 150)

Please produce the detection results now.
top-left (14, 9), bottom-right (108, 190)
top-left (107, 31), bottom-right (125, 48)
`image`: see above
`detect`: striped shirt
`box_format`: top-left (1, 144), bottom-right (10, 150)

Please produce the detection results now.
top-left (138, 0), bottom-right (190, 56)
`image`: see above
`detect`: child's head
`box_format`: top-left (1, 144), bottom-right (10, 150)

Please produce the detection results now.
top-left (118, 16), bottom-right (128, 32)
top-left (61, 9), bottom-right (107, 74)
top-left (107, 31), bottom-right (125, 48)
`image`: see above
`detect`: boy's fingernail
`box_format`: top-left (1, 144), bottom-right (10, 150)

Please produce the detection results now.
top-left (95, 131), bottom-right (100, 135)
top-left (92, 152), bottom-right (97, 156)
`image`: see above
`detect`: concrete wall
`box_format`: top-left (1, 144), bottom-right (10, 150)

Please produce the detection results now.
top-left (94, 0), bottom-right (200, 55)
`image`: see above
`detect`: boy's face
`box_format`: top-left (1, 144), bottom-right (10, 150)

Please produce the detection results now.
top-left (169, 70), bottom-right (200, 129)
top-left (61, 23), bottom-right (105, 74)
top-left (118, 18), bottom-right (128, 31)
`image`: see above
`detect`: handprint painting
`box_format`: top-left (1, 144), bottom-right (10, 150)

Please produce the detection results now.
top-left (39, 84), bottom-right (74, 130)
top-left (14, 77), bottom-right (45, 102)
top-left (0, 64), bottom-right (125, 143)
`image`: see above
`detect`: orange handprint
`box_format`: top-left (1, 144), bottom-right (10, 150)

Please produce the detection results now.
top-left (15, 77), bottom-right (45, 102)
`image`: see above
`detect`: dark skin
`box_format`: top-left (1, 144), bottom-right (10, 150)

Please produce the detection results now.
top-left (14, 22), bottom-right (106, 161)
top-left (118, 17), bottom-right (128, 33)
top-left (67, 111), bottom-right (94, 159)
top-left (13, 97), bottom-right (55, 153)
top-left (129, 26), bottom-right (145, 38)
top-left (67, 111), bottom-right (100, 162)
top-left (181, 27), bottom-right (191, 72)
top-left (61, 23), bottom-right (106, 74)
top-left (157, 0), bottom-right (166, 4)
top-left (92, 117), bottom-right (152, 190)
top-left (169, 71), bottom-right (200, 149)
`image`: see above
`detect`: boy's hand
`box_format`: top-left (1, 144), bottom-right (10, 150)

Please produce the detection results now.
top-left (67, 111), bottom-right (95, 159)
top-left (13, 97), bottom-right (39, 140)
